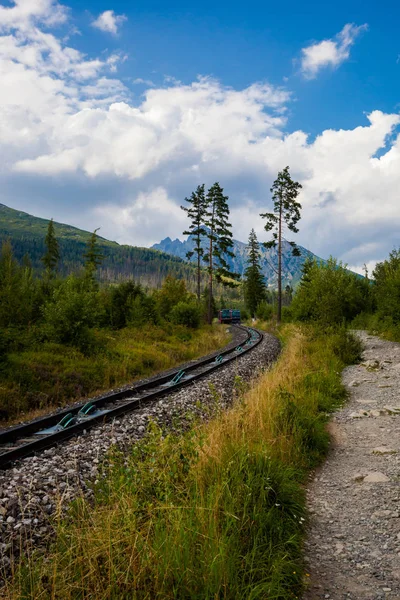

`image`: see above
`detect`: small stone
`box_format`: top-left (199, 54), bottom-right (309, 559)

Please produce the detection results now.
top-left (364, 472), bottom-right (390, 483)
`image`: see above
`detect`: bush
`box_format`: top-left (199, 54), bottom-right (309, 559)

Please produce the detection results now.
top-left (292, 257), bottom-right (369, 326)
top-left (256, 301), bottom-right (273, 320)
top-left (128, 295), bottom-right (159, 327)
top-left (281, 306), bottom-right (293, 322)
top-left (155, 276), bottom-right (189, 319)
top-left (106, 280), bottom-right (144, 329)
top-left (42, 276), bottom-right (104, 352)
top-left (170, 301), bottom-right (201, 328)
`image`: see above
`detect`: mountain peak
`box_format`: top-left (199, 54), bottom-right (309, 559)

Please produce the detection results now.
top-left (151, 235), bottom-right (322, 288)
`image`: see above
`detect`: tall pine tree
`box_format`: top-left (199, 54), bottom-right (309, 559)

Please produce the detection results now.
top-left (42, 218), bottom-right (60, 278)
top-left (260, 166), bottom-right (302, 324)
top-left (181, 184), bottom-right (207, 301)
top-left (203, 182), bottom-right (238, 324)
top-left (244, 229), bottom-right (266, 318)
top-left (84, 228), bottom-right (104, 286)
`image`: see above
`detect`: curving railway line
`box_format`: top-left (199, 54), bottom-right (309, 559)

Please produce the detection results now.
top-left (0, 325), bottom-right (263, 470)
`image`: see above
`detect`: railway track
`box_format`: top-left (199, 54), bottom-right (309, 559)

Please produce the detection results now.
top-left (0, 326), bottom-right (263, 470)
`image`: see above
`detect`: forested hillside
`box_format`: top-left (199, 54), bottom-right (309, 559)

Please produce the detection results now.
top-left (0, 204), bottom-right (197, 288)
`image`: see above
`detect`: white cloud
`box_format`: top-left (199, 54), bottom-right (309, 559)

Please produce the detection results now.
top-left (300, 23), bottom-right (368, 79)
top-left (0, 9), bottom-right (400, 272)
top-left (133, 78), bottom-right (155, 87)
top-left (94, 188), bottom-right (187, 246)
top-left (0, 0), bottom-right (68, 30)
top-left (91, 10), bottom-right (126, 35)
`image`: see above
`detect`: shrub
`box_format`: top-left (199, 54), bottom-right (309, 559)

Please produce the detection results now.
top-left (327, 327), bottom-right (362, 365)
top-left (42, 276), bottom-right (104, 352)
top-left (170, 301), bottom-right (201, 328)
top-left (292, 257), bottom-right (369, 326)
top-left (281, 306), bottom-right (293, 322)
top-left (155, 275), bottom-right (189, 319)
top-left (256, 301), bottom-right (273, 320)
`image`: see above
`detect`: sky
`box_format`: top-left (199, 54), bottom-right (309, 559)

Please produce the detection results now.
top-left (0, 0), bottom-right (400, 273)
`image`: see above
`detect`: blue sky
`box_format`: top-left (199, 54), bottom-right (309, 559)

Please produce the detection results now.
top-left (67, 0), bottom-right (400, 136)
top-left (0, 0), bottom-right (400, 273)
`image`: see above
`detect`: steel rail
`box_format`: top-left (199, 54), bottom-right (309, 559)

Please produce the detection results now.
top-left (0, 326), bottom-right (263, 469)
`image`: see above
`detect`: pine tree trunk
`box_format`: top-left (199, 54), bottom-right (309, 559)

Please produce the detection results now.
top-left (277, 192), bottom-right (282, 325)
top-left (196, 234), bottom-right (201, 302)
top-left (208, 235), bottom-right (213, 325)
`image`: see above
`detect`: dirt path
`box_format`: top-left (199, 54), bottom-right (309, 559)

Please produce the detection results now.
top-left (303, 331), bottom-right (400, 600)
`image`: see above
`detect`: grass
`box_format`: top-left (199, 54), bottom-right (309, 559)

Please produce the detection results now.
top-left (6, 324), bottom-right (361, 599)
top-left (0, 323), bottom-right (229, 424)
top-left (351, 311), bottom-right (400, 342)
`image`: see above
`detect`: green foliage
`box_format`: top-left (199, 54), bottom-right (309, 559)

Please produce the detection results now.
top-left (292, 257), bottom-right (369, 326)
top-left (276, 389), bottom-right (329, 465)
top-left (0, 240), bottom-right (43, 328)
top-left (202, 285), bottom-right (217, 321)
top-left (327, 327), bottom-right (363, 364)
top-left (203, 182), bottom-right (239, 323)
top-left (181, 184), bottom-right (208, 300)
top-left (84, 228), bottom-right (104, 285)
top-left (170, 301), bottom-right (201, 328)
top-left (372, 249), bottom-right (400, 324)
top-left (256, 301), bottom-right (273, 320)
top-left (41, 218), bottom-right (60, 277)
top-left (203, 183), bottom-right (238, 284)
top-left (155, 275), bottom-right (189, 318)
top-left (42, 275), bottom-right (104, 351)
top-left (261, 166), bottom-right (302, 251)
top-left (244, 229), bottom-right (266, 317)
top-left (127, 294), bottom-right (159, 327)
top-left (260, 166), bottom-right (302, 323)
top-left (106, 280), bottom-right (145, 329)
top-left (281, 305), bottom-right (293, 322)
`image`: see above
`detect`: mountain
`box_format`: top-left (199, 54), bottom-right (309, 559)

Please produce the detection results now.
top-left (0, 204), bottom-right (198, 288)
top-left (152, 234), bottom-right (323, 288)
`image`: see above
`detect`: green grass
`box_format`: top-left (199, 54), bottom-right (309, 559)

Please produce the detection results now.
top-left (0, 323), bottom-right (229, 423)
top-left (351, 311), bottom-right (400, 342)
top-left (6, 324), bottom-right (361, 599)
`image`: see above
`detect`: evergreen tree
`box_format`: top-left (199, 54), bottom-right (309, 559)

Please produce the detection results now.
top-left (0, 240), bottom-right (22, 327)
top-left (41, 218), bottom-right (60, 277)
top-left (244, 229), bottom-right (266, 318)
top-left (181, 184), bottom-right (207, 301)
top-left (84, 228), bottom-right (104, 285)
top-left (260, 166), bottom-right (302, 324)
top-left (203, 182), bottom-right (239, 324)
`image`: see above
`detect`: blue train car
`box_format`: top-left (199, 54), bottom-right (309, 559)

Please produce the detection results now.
top-left (218, 309), bottom-right (241, 324)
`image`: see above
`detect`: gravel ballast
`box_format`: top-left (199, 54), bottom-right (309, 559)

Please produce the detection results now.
top-left (303, 331), bottom-right (400, 599)
top-left (0, 329), bottom-right (280, 578)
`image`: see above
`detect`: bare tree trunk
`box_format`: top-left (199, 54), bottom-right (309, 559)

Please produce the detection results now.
top-left (197, 238), bottom-right (201, 302)
top-left (208, 235), bottom-right (213, 325)
top-left (277, 191), bottom-right (282, 324)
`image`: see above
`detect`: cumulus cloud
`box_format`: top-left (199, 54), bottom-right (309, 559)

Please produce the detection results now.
top-left (0, 0), bottom-right (68, 30)
top-left (300, 23), bottom-right (368, 79)
top-left (94, 188), bottom-right (188, 246)
top-left (0, 7), bottom-right (400, 274)
top-left (91, 10), bottom-right (127, 35)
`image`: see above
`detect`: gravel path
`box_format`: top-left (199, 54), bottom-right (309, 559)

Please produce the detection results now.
top-left (0, 330), bottom-right (280, 581)
top-left (303, 331), bottom-right (400, 600)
